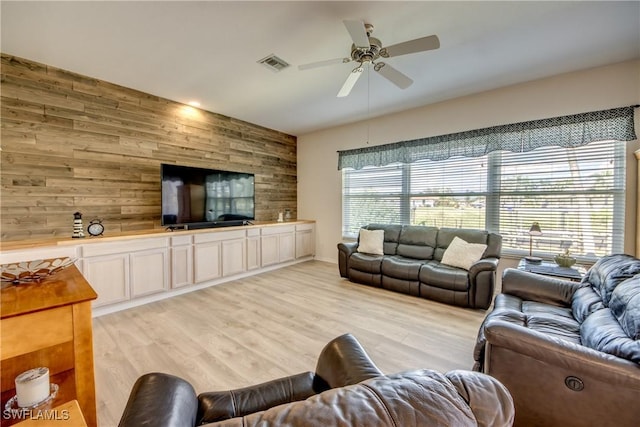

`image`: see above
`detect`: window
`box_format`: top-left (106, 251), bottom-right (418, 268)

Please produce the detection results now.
top-left (342, 140), bottom-right (626, 258)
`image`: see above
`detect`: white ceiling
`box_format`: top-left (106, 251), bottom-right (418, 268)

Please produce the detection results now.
top-left (2, 1), bottom-right (639, 136)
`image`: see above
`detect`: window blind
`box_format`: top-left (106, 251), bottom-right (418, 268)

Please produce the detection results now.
top-left (343, 140), bottom-right (626, 258)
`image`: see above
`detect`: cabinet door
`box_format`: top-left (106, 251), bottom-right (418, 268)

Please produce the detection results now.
top-left (222, 238), bottom-right (246, 277)
top-left (261, 234), bottom-right (279, 267)
top-left (171, 245), bottom-right (193, 288)
top-left (295, 230), bottom-right (314, 258)
top-left (247, 236), bottom-right (261, 270)
top-left (83, 254), bottom-right (129, 307)
top-left (131, 248), bottom-right (169, 297)
top-left (194, 242), bottom-right (221, 283)
top-left (279, 232), bottom-right (295, 262)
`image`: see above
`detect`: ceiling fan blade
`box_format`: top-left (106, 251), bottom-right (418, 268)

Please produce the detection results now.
top-left (343, 20), bottom-right (370, 49)
top-left (380, 35), bottom-right (440, 58)
top-left (298, 57), bottom-right (351, 71)
top-left (374, 62), bottom-right (413, 89)
top-left (337, 66), bottom-right (364, 98)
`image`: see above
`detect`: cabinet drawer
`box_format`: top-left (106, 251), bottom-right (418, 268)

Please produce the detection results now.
top-left (246, 228), bottom-right (260, 237)
top-left (194, 229), bottom-right (246, 243)
top-left (171, 235), bottom-right (192, 246)
top-left (82, 238), bottom-right (169, 257)
top-left (261, 225), bottom-right (295, 236)
top-left (295, 223), bottom-right (314, 232)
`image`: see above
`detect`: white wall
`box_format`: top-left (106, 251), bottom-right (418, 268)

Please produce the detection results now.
top-left (298, 60), bottom-right (640, 263)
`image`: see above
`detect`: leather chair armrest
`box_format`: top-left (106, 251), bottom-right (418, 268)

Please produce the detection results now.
top-left (468, 257), bottom-right (499, 276)
top-left (337, 242), bottom-right (358, 278)
top-left (468, 257), bottom-right (499, 309)
top-left (445, 370), bottom-right (514, 427)
top-left (197, 371), bottom-right (317, 424)
top-left (314, 333), bottom-right (383, 389)
top-left (501, 267), bottom-right (581, 306)
top-left (118, 373), bottom-right (198, 427)
top-left (484, 319), bottom-right (640, 386)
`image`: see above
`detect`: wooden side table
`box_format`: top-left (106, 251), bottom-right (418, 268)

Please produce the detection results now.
top-left (1, 266), bottom-right (98, 426)
top-left (12, 400), bottom-right (87, 426)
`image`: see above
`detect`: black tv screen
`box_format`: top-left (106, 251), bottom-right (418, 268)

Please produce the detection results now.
top-left (161, 164), bottom-right (255, 227)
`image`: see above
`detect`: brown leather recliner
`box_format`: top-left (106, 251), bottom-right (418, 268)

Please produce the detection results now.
top-left (119, 333), bottom-right (514, 426)
top-left (474, 254), bottom-right (640, 427)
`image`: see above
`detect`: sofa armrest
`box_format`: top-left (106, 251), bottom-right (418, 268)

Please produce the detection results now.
top-left (484, 319), bottom-right (640, 386)
top-left (314, 333), bottom-right (383, 389)
top-left (468, 257), bottom-right (499, 309)
top-left (445, 370), bottom-right (514, 427)
top-left (337, 242), bottom-right (358, 277)
top-left (118, 373), bottom-right (198, 427)
top-left (469, 257), bottom-right (499, 276)
top-left (197, 371), bottom-right (318, 424)
top-left (501, 268), bottom-right (581, 306)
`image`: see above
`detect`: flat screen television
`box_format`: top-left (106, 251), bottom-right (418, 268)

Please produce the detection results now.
top-left (161, 164), bottom-right (255, 229)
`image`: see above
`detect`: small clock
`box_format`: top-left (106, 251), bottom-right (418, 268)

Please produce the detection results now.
top-left (87, 219), bottom-right (104, 237)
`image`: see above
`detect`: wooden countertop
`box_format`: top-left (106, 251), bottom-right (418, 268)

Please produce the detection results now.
top-left (0, 220), bottom-right (315, 252)
top-left (1, 265), bottom-right (97, 319)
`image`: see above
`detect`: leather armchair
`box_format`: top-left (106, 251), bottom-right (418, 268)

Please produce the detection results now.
top-left (119, 333), bottom-right (514, 426)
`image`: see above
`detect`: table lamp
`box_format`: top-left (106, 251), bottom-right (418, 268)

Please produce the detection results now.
top-left (525, 221), bottom-right (542, 263)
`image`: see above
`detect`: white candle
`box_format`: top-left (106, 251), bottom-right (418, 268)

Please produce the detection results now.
top-left (15, 367), bottom-right (50, 408)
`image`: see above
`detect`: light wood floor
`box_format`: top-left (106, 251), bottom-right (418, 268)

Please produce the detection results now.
top-left (92, 260), bottom-right (487, 426)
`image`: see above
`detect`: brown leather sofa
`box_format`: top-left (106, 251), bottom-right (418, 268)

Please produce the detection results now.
top-left (473, 254), bottom-right (640, 427)
top-left (119, 333), bottom-right (514, 427)
top-left (338, 224), bottom-right (502, 309)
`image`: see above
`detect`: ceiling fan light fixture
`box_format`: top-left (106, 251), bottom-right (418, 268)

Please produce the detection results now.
top-left (300, 20), bottom-right (440, 97)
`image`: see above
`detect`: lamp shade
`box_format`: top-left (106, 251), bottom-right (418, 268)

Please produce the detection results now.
top-left (528, 222), bottom-right (542, 236)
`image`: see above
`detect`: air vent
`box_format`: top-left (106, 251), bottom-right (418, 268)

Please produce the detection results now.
top-left (257, 54), bottom-right (290, 72)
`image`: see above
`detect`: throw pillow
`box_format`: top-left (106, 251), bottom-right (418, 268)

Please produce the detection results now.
top-left (441, 236), bottom-right (487, 270)
top-left (357, 229), bottom-right (384, 255)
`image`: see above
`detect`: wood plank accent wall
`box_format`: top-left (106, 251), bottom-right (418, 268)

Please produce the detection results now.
top-left (0, 54), bottom-right (297, 242)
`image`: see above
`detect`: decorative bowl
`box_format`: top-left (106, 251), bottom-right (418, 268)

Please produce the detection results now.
top-left (1, 257), bottom-right (76, 285)
top-left (554, 254), bottom-right (576, 268)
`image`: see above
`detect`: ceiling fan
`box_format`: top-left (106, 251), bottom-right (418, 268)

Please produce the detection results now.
top-left (299, 20), bottom-right (440, 98)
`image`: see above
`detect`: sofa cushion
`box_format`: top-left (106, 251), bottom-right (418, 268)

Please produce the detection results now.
top-left (364, 224), bottom-right (403, 255)
top-left (357, 229), bottom-right (384, 255)
top-left (381, 256), bottom-right (423, 281)
top-left (420, 261), bottom-right (470, 292)
top-left (396, 226), bottom-right (438, 259)
top-left (609, 275), bottom-right (640, 340)
top-left (441, 236), bottom-right (487, 271)
top-left (571, 285), bottom-right (605, 323)
top-left (580, 308), bottom-right (640, 363)
top-left (349, 253), bottom-right (383, 274)
top-left (434, 228), bottom-right (489, 261)
top-left (581, 254), bottom-right (640, 307)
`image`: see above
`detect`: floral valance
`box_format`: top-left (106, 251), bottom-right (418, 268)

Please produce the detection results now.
top-left (338, 106), bottom-right (637, 170)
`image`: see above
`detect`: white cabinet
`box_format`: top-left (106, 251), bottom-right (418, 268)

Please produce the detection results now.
top-left (2, 221), bottom-right (315, 315)
top-left (246, 228), bottom-right (261, 270)
top-left (130, 248), bottom-right (169, 297)
top-left (194, 229), bottom-right (248, 280)
top-left (83, 254), bottom-right (129, 308)
top-left (222, 238), bottom-right (246, 277)
top-left (261, 225), bottom-right (295, 267)
top-left (194, 241), bottom-right (221, 283)
top-left (81, 238), bottom-right (169, 307)
top-left (171, 235), bottom-right (193, 288)
top-left (295, 223), bottom-right (315, 259)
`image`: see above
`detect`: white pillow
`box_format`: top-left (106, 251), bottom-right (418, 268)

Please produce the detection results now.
top-left (441, 236), bottom-right (487, 270)
top-left (357, 229), bottom-right (384, 255)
